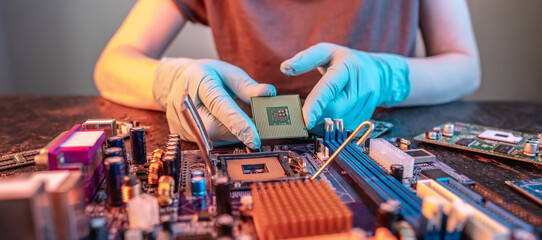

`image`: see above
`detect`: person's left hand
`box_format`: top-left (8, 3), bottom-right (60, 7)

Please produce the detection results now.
top-left (280, 42), bottom-right (411, 133)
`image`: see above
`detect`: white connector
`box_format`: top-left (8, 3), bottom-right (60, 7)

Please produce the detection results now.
top-left (369, 138), bottom-right (414, 178)
top-left (417, 179), bottom-right (510, 240)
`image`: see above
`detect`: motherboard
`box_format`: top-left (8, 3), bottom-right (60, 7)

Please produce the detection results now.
top-left (0, 96), bottom-right (541, 240)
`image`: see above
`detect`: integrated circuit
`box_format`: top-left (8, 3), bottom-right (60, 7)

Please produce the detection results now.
top-left (421, 169), bottom-right (451, 180)
top-left (251, 95), bottom-right (308, 139)
top-left (455, 138), bottom-right (476, 147)
top-left (493, 144), bottom-right (515, 154)
top-left (405, 149), bottom-right (436, 163)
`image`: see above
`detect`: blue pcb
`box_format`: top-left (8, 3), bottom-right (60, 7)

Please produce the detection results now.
top-left (506, 178), bottom-right (542, 206)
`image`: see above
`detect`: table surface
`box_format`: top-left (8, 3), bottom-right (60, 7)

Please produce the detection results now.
top-left (1, 95), bottom-right (541, 216)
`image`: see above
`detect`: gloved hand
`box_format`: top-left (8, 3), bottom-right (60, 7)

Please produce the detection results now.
top-left (154, 58), bottom-right (276, 149)
top-left (280, 42), bottom-right (410, 133)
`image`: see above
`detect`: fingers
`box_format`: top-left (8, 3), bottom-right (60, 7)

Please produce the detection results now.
top-left (280, 42), bottom-right (340, 76)
top-left (197, 73), bottom-right (262, 149)
top-left (302, 64), bottom-right (349, 129)
top-left (213, 61), bottom-right (276, 104)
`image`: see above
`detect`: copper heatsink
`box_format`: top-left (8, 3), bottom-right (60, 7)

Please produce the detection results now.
top-left (251, 180), bottom-right (353, 240)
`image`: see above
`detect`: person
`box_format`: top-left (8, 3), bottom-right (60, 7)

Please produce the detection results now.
top-left (95, 0), bottom-right (480, 149)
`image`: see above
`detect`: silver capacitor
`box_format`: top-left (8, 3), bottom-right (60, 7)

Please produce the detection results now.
top-left (425, 131), bottom-right (439, 140)
top-left (442, 123), bottom-right (454, 137)
top-left (523, 140), bottom-right (539, 157)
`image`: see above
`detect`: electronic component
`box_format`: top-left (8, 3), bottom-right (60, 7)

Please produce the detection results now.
top-left (417, 179), bottom-right (510, 239)
top-left (370, 138), bottom-right (415, 178)
top-left (0, 170), bottom-right (88, 239)
top-left (39, 125), bottom-right (105, 203)
top-left (455, 138), bottom-right (476, 147)
top-left (390, 164), bottom-right (404, 181)
top-left (148, 159), bottom-right (163, 186)
top-left (414, 122), bottom-right (542, 166)
top-left (106, 136), bottom-right (126, 158)
top-left (191, 176), bottom-right (206, 196)
top-left (127, 194), bottom-right (159, 230)
top-left (251, 95), bottom-right (308, 139)
top-left (493, 144), bottom-right (515, 154)
top-left (443, 123), bottom-right (455, 137)
top-left (83, 118), bottom-right (117, 138)
top-left (89, 218), bottom-right (108, 240)
top-left (104, 147), bottom-right (123, 158)
top-left (161, 155), bottom-right (177, 189)
top-left (425, 131), bottom-right (439, 140)
top-left (191, 169), bottom-right (205, 178)
top-left (121, 175), bottom-right (141, 204)
top-left (376, 199), bottom-right (400, 232)
top-left (214, 176), bottom-right (232, 215)
top-left (0, 148), bottom-right (40, 171)
top-left (404, 149), bottom-right (436, 164)
top-left (216, 214), bottom-right (234, 238)
top-left (157, 176), bottom-right (174, 206)
top-left (523, 140), bottom-right (539, 157)
top-left (506, 179), bottom-right (542, 206)
top-left (130, 127), bottom-right (147, 165)
top-left (421, 169), bottom-right (451, 180)
top-left (250, 180), bottom-right (352, 239)
top-left (479, 129), bottom-right (523, 144)
top-left (104, 156), bottom-right (125, 206)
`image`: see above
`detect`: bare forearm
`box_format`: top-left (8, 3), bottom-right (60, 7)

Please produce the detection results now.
top-left (95, 46), bottom-right (161, 110)
top-left (399, 53), bottom-right (480, 106)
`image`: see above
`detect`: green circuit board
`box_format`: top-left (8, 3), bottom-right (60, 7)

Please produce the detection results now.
top-left (414, 122), bottom-right (542, 165)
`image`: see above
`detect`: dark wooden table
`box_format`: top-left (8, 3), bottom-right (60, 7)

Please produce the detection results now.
top-left (1, 95), bottom-right (541, 216)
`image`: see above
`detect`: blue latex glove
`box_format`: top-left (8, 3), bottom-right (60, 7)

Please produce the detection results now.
top-left (280, 42), bottom-right (410, 133)
top-left (154, 58), bottom-right (276, 148)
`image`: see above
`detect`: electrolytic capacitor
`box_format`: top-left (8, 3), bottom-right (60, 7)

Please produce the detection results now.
top-left (107, 136), bottom-right (127, 158)
top-left (89, 217), bottom-right (108, 240)
top-left (161, 155), bottom-right (177, 192)
top-left (376, 199), bottom-right (400, 234)
top-left (390, 164), bottom-right (404, 182)
top-left (165, 146), bottom-right (181, 173)
top-left (165, 150), bottom-right (181, 188)
top-left (524, 140), bottom-right (540, 157)
top-left (191, 176), bottom-right (206, 196)
top-left (443, 123), bottom-right (455, 137)
top-left (191, 169), bottom-right (205, 178)
top-left (121, 175), bottom-right (141, 204)
top-left (425, 131), bottom-right (439, 140)
top-left (104, 147), bottom-right (123, 158)
top-left (214, 176), bottom-right (232, 215)
top-left (104, 156), bottom-right (126, 206)
top-left (216, 214), bottom-right (234, 238)
top-left (130, 127), bottom-right (147, 164)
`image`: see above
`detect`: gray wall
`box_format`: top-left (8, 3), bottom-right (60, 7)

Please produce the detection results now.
top-left (0, 0), bottom-right (540, 101)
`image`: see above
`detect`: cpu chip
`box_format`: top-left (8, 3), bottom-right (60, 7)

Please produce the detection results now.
top-left (455, 138), bottom-right (476, 147)
top-left (251, 95), bottom-right (308, 139)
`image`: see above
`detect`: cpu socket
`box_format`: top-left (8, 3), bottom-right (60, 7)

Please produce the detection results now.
top-left (216, 152), bottom-right (299, 186)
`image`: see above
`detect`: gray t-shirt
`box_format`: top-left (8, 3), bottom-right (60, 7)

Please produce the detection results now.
top-left (174, 0), bottom-right (419, 99)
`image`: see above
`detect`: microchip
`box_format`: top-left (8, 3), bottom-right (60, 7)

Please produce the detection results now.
top-left (251, 95), bottom-right (308, 139)
top-left (405, 149), bottom-right (436, 163)
top-left (455, 138), bottom-right (476, 147)
top-left (421, 169), bottom-right (451, 180)
top-left (493, 144), bottom-right (515, 154)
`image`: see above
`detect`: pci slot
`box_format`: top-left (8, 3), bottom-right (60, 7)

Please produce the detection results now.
top-left (324, 136), bottom-right (422, 229)
top-left (437, 178), bottom-right (533, 233)
top-left (417, 179), bottom-right (510, 239)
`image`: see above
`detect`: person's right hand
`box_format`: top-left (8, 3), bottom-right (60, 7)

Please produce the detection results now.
top-left (153, 58), bottom-right (276, 149)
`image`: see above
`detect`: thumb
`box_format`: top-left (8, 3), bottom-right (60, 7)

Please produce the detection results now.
top-left (280, 42), bottom-right (339, 76)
